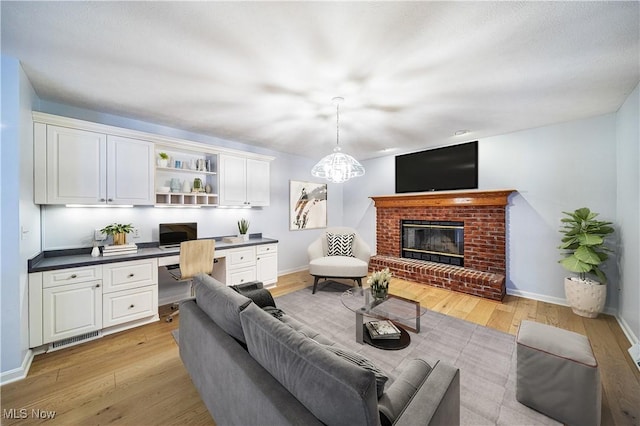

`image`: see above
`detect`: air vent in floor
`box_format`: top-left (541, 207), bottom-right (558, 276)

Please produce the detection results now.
top-left (48, 330), bottom-right (102, 352)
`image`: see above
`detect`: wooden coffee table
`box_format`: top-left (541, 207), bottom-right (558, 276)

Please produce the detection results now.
top-left (340, 287), bottom-right (426, 349)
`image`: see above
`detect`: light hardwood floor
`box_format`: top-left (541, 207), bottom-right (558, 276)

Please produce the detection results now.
top-left (2, 271), bottom-right (639, 425)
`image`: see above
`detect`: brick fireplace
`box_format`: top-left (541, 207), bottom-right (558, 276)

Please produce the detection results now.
top-left (369, 189), bottom-right (515, 301)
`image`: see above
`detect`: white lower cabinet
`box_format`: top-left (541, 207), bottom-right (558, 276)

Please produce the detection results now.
top-left (29, 259), bottom-right (159, 348)
top-left (256, 244), bottom-right (278, 285)
top-left (212, 244), bottom-right (278, 286)
top-left (42, 279), bottom-right (103, 344)
top-left (103, 285), bottom-right (158, 328)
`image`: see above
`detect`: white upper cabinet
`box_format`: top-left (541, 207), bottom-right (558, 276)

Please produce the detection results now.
top-left (33, 113), bottom-right (273, 207)
top-left (219, 154), bottom-right (270, 207)
top-left (35, 124), bottom-right (154, 205)
top-left (107, 136), bottom-right (154, 205)
top-left (44, 126), bottom-right (107, 205)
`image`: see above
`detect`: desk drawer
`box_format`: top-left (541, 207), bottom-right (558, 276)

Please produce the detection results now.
top-left (227, 247), bottom-right (256, 268)
top-left (43, 266), bottom-right (102, 288)
top-left (257, 244), bottom-right (277, 255)
top-left (228, 266), bottom-right (257, 286)
top-left (103, 285), bottom-right (158, 328)
top-left (103, 259), bottom-right (158, 293)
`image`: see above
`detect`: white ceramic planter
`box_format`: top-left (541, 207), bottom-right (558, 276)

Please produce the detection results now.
top-left (564, 277), bottom-right (607, 318)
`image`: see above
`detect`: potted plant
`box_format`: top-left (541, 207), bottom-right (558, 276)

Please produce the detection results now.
top-left (237, 218), bottom-right (250, 241)
top-left (158, 152), bottom-right (169, 168)
top-left (558, 207), bottom-right (614, 318)
top-left (368, 267), bottom-right (392, 301)
top-left (100, 223), bottom-right (134, 246)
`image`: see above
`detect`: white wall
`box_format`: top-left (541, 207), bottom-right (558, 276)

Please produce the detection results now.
top-left (37, 101), bottom-right (343, 276)
top-left (1, 56), bottom-right (40, 382)
top-left (616, 82), bottom-right (639, 344)
top-left (344, 113), bottom-right (619, 311)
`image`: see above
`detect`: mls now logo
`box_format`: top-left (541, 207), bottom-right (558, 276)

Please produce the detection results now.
top-left (3, 408), bottom-right (56, 419)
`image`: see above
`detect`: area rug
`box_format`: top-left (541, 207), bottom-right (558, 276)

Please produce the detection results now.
top-left (274, 281), bottom-right (560, 426)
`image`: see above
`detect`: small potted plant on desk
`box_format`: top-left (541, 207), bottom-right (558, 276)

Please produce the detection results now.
top-left (558, 207), bottom-right (615, 318)
top-left (101, 223), bottom-right (134, 246)
top-left (237, 218), bottom-right (250, 242)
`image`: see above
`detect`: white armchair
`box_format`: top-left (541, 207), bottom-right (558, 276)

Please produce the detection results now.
top-left (307, 227), bottom-right (371, 294)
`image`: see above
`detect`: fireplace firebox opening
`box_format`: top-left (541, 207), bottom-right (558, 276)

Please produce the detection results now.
top-left (401, 220), bottom-right (464, 266)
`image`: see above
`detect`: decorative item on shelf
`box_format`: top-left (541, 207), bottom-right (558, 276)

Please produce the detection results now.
top-left (182, 180), bottom-right (191, 193)
top-left (237, 218), bottom-right (250, 241)
top-left (157, 186), bottom-right (170, 193)
top-left (205, 159), bottom-right (212, 172)
top-left (196, 159), bottom-right (205, 171)
top-left (368, 267), bottom-right (392, 301)
top-left (157, 152), bottom-right (169, 168)
top-left (91, 241), bottom-right (100, 257)
top-left (311, 96), bottom-right (365, 183)
top-left (174, 160), bottom-right (182, 169)
top-left (558, 207), bottom-right (615, 318)
top-left (102, 243), bottom-right (138, 256)
top-left (193, 178), bottom-right (203, 193)
top-left (365, 320), bottom-right (401, 340)
top-left (205, 183), bottom-right (212, 194)
top-left (170, 178), bottom-right (181, 193)
top-left (100, 223), bottom-right (134, 246)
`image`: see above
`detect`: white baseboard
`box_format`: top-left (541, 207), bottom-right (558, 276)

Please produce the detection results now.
top-left (277, 266), bottom-right (309, 276)
top-left (0, 349), bottom-right (34, 386)
top-left (506, 288), bottom-right (617, 316)
top-left (616, 315), bottom-right (639, 347)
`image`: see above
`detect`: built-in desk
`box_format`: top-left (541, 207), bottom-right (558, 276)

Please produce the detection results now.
top-left (27, 236), bottom-right (278, 350)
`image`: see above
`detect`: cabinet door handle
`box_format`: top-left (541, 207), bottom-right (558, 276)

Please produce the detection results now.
top-left (96, 284), bottom-right (101, 288)
top-left (107, 198), bottom-right (113, 202)
top-left (100, 198), bottom-right (106, 202)
top-left (257, 257), bottom-right (260, 260)
top-left (70, 274), bottom-right (77, 279)
top-left (128, 273), bottom-right (135, 278)
top-left (240, 256), bottom-right (244, 260)
top-left (129, 304), bottom-right (135, 309)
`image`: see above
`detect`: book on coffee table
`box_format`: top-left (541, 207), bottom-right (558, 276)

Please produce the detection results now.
top-left (365, 320), bottom-right (401, 339)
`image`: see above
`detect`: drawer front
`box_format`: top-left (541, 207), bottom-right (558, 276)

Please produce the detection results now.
top-left (43, 266), bottom-right (102, 288)
top-left (103, 285), bottom-right (158, 328)
top-left (228, 266), bottom-right (257, 286)
top-left (227, 247), bottom-right (256, 268)
top-left (103, 259), bottom-right (158, 293)
top-left (256, 244), bottom-right (278, 255)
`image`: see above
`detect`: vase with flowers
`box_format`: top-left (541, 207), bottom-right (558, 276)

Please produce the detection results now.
top-left (368, 267), bottom-right (392, 301)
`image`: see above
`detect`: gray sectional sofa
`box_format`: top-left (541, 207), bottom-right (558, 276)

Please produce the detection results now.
top-left (179, 274), bottom-right (460, 426)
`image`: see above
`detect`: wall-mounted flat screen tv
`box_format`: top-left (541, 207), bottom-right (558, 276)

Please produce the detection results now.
top-left (395, 141), bottom-right (478, 193)
top-left (159, 222), bottom-right (198, 248)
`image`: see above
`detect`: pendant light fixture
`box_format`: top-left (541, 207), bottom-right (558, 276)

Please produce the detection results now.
top-left (311, 97), bottom-right (365, 183)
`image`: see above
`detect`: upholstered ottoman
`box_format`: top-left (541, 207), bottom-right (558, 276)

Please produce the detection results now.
top-left (516, 320), bottom-right (601, 426)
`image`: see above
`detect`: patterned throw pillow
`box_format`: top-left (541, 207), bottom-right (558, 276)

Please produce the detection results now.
top-left (327, 233), bottom-right (355, 257)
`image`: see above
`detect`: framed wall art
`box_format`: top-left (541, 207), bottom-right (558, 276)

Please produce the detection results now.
top-left (290, 180), bottom-right (327, 230)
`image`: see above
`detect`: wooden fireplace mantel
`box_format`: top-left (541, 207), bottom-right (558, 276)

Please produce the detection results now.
top-left (370, 189), bottom-right (516, 208)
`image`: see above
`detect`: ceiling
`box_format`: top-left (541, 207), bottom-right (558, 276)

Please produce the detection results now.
top-left (2, 1), bottom-right (639, 161)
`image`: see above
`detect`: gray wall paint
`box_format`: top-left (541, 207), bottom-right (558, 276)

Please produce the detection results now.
top-left (1, 56), bottom-right (40, 378)
top-left (344, 113), bottom-right (620, 312)
top-left (616, 82), bottom-right (640, 343)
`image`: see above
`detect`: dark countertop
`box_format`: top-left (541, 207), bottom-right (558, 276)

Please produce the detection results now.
top-left (28, 235), bottom-right (278, 273)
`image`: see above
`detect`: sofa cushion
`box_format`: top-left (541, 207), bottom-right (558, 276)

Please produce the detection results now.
top-left (327, 232), bottom-right (355, 257)
top-left (194, 274), bottom-right (251, 343)
top-left (240, 303), bottom-right (380, 426)
top-left (322, 344), bottom-right (388, 399)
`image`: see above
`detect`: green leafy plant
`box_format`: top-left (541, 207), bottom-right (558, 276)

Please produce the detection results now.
top-left (237, 218), bottom-right (250, 235)
top-left (158, 152), bottom-right (169, 160)
top-left (100, 223), bottom-right (134, 236)
top-left (558, 207), bottom-right (614, 283)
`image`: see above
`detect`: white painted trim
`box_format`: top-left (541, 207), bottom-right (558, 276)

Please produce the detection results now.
top-left (32, 112), bottom-right (275, 162)
top-left (506, 288), bottom-right (617, 316)
top-left (277, 266), bottom-right (310, 276)
top-left (0, 350), bottom-right (34, 385)
top-left (616, 315), bottom-right (639, 347)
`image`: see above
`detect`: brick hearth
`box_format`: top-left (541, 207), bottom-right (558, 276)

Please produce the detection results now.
top-left (370, 189), bottom-right (515, 301)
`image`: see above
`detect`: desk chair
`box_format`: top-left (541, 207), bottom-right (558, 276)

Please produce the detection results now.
top-left (167, 239), bottom-right (215, 322)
